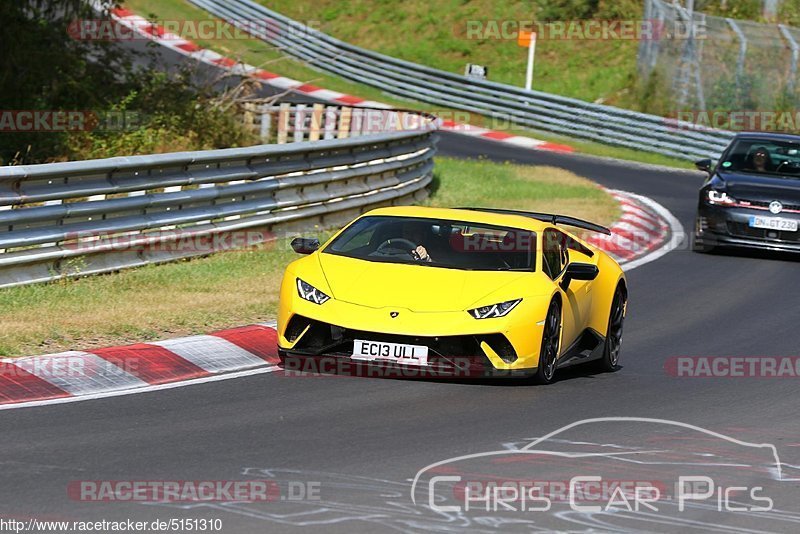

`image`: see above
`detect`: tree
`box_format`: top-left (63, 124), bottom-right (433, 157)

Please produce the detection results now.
top-left (0, 1), bottom-right (135, 163)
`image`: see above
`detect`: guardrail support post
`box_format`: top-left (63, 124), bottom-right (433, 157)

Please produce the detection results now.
top-left (338, 107), bottom-right (352, 139)
top-left (277, 103), bottom-right (290, 144)
top-left (779, 24), bottom-right (799, 93)
top-left (260, 104), bottom-right (272, 142)
top-left (323, 106), bottom-right (337, 140)
top-left (309, 103), bottom-right (324, 141)
top-left (726, 18), bottom-right (748, 96)
top-left (294, 104), bottom-right (307, 143)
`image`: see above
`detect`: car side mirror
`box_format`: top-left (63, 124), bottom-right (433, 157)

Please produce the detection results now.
top-left (291, 237), bottom-right (320, 254)
top-left (560, 262), bottom-right (599, 291)
top-left (695, 158), bottom-right (713, 174)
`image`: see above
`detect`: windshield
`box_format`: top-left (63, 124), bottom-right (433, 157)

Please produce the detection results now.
top-left (720, 138), bottom-right (800, 177)
top-left (324, 216), bottom-right (536, 271)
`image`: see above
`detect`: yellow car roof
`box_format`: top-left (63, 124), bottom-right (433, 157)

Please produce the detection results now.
top-left (364, 205), bottom-right (552, 232)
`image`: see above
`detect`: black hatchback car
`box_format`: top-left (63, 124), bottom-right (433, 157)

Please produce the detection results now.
top-left (694, 132), bottom-right (800, 253)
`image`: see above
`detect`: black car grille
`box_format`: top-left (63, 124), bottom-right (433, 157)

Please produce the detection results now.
top-left (285, 315), bottom-right (516, 366)
top-left (726, 222), bottom-right (800, 242)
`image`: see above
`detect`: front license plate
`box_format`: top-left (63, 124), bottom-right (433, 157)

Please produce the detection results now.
top-left (352, 339), bottom-right (429, 366)
top-left (749, 216), bottom-right (798, 232)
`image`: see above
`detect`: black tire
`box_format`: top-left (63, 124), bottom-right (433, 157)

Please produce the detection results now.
top-left (533, 300), bottom-right (561, 385)
top-left (597, 286), bottom-right (626, 372)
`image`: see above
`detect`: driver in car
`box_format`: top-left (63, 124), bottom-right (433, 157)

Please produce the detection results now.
top-left (751, 147), bottom-right (772, 172)
top-left (401, 221), bottom-right (433, 262)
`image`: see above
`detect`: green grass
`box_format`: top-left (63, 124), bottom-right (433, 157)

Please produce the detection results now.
top-left (251, 0), bottom-right (640, 107)
top-left (0, 157), bottom-right (618, 357)
top-left (122, 0), bottom-right (691, 169)
top-left (426, 158), bottom-right (619, 225)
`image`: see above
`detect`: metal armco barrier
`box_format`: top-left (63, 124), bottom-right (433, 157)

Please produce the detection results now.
top-left (191, 0), bottom-right (736, 161)
top-left (0, 107), bottom-right (437, 288)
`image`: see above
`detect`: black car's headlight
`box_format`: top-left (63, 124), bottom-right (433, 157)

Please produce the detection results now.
top-left (468, 299), bottom-right (522, 319)
top-left (706, 190), bottom-right (736, 206)
top-left (296, 278), bottom-right (330, 305)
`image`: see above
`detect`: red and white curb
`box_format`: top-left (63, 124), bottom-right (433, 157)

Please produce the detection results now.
top-left (439, 120), bottom-right (574, 153)
top-left (592, 189), bottom-right (683, 272)
top-left (105, 7), bottom-right (574, 154)
top-left (0, 324), bottom-right (280, 409)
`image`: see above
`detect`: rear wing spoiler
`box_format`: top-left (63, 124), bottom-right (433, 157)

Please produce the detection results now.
top-left (458, 208), bottom-right (612, 236)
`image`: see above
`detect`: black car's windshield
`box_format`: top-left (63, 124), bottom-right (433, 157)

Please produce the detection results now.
top-left (720, 138), bottom-right (800, 177)
top-left (324, 216), bottom-right (536, 271)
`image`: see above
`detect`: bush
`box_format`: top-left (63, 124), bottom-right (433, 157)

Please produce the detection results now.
top-left (533, 0), bottom-right (640, 20)
top-left (699, 0), bottom-right (762, 20)
top-left (63, 71), bottom-right (259, 160)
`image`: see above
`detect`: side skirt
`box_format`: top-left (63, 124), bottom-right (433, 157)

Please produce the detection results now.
top-left (556, 329), bottom-right (605, 369)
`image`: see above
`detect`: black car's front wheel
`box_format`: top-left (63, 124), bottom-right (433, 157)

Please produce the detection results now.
top-left (597, 286), bottom-right (626, 372)
top-left (533, 300), bottom-right (561, 385)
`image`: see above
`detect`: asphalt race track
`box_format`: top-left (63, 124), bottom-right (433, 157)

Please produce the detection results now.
top-left (2, 41), bottom-right (800, 533)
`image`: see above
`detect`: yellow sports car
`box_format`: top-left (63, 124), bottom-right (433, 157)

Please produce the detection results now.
top-left (277, 206), bottom-right (627, 384)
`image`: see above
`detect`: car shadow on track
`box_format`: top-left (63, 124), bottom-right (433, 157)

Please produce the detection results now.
top-left (276, 361), bottom-right (620, 387)
top-left (442, 363), bottom-right (623, 388)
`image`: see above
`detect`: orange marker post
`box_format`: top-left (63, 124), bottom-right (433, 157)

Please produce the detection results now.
top-left (518, 30), bottom-right (537, 91)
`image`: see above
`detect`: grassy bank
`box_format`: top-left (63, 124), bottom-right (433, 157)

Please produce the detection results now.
top-left (122, 0), bottom-right (691, 169)
top-left (0, 157), bottom-right (618, 357)
top-left (251, 0), bottom-right (641, 108)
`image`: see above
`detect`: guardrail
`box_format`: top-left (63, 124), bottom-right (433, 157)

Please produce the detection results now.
top-left (191, 0), bottom-right (735, 161)
top-left (0, 106), bottom-right (437, 288)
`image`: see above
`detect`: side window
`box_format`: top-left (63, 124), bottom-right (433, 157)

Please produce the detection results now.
top-left (340, 227), bottom-right (375, 252)
top-left (329, 219), bottom-right (376, 253)
top-left (542, 229), bottom-right (568, 280)
top-left (542, 229), bottom-right (557, 279)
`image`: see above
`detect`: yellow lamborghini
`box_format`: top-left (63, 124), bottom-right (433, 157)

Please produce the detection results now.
top-left (277, 206), bottom-right (627, 384)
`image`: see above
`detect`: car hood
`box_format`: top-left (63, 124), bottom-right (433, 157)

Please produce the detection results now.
top-left (717, 171), bottom-right (800, 204)
top-left (317, 253), bottom-right (537, 312)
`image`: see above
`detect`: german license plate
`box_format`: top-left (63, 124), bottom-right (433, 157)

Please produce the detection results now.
top-left (352, 340), bottom-right (429, 366)
top-left (749, 216), bottom-right (798, 232)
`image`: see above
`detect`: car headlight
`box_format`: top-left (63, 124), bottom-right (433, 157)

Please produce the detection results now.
top-left (296, 278), bottom-right (330, 305)
top-left (468, 299), bottom-right (522, 319)
top-left (707, 190), bottom-right (736, 206)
